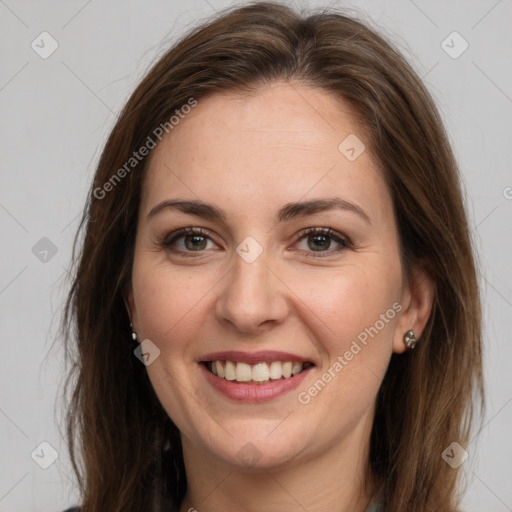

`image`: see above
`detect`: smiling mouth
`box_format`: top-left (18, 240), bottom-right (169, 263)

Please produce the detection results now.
top-left (202, 360), bottom-right (314, 385)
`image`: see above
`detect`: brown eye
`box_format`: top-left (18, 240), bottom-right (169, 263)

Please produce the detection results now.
top-left (162, 227), bottom-right (217, 254)
top-left (294, 227), bottom-right (350, 257)
top-left (306, 233), bottom-right (331, 251)
top-left (183, 234), bottom-right (208, 251)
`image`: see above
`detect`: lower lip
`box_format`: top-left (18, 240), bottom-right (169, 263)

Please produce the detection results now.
top-left (200, 363), bottom-right (313, 403)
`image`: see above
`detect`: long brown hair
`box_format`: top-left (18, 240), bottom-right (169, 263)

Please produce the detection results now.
top-left (60, 2), bottom-right (483, 510)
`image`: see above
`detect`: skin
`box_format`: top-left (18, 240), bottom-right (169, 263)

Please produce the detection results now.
top-left (127, 81), bottom-right (434, 512)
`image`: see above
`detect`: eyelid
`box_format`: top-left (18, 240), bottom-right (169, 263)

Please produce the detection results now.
top-left (293, 227), bottom-right (352, 257)
top-left (161, 226), bottom-right (214, 246)
top-left (161, 226), bottom-right (352, 257)
top-left (159, 226), bottom-right (218, 255)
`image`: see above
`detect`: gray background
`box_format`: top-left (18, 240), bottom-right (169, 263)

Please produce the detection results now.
top-left (0, 0), bottom-right (511, 510)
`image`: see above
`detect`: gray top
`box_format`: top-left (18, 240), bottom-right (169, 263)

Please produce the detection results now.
top-left (64, 499), bottom-right (384, 512)
top-left (366, 486), bottom-right (385, 511)
top-left (366, 501), bottom-right (384, 512)
top-left (63, 487), bottom-right (385, 512)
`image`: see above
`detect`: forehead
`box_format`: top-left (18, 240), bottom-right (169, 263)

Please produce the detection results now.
top-left (141, 82), bottom-right (390, 221)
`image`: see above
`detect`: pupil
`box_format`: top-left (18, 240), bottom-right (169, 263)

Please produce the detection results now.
top-left (186, 235), bottom-right (206, 250)
top-left (309, 235), bottom-right (329, 251)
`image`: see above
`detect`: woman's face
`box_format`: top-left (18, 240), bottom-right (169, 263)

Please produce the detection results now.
top-left (128, 82), bottom-right (420, 470)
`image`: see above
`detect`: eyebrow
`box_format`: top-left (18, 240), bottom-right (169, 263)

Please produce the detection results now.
top-left (147, 197), bottom-right (371, 225)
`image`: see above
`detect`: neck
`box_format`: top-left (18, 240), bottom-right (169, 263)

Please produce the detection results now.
top-left (178, 414), bottom-right (379, 512)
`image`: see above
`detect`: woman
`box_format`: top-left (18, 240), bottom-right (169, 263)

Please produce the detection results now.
top-left (60, 2), bottom-right (483, 511)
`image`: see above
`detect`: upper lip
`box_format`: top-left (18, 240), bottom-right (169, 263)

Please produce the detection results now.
top-left (198, 350), bottom-right (315, 365)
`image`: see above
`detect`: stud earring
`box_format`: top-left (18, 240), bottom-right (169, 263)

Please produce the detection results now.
top-left (130, 323), bottom-right (138, 342)
top-left (404, 330), bottom-right (417, 350)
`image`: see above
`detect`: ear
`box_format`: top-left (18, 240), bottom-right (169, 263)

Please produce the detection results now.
top-left (393, 264), bottom-right (435, 354)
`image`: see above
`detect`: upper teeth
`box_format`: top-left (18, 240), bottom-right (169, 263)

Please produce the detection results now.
top-left (208, 360), bottom-right (309, 382)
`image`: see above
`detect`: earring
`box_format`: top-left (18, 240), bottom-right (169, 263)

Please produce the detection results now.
top-left (130, 323), bottom-right (138, 341)
top-left (404, 330), bottom-right (417, 350)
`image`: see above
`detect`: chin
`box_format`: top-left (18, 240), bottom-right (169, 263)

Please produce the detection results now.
top-left (186, 417), bottom-right (315, 471)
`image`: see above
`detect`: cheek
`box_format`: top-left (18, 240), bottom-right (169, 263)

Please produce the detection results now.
top-left (292, 264), bottom-right (401, 425)
top-left (131, 258), bottom-right (217, 353)
top-left (131, 258), bottom-right (220, 434)
top-left (133, 251), bottom-right (402, 360)
top-left (291, 261), bottom-right (401, 354)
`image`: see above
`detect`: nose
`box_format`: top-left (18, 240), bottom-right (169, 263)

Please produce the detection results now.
top-left (215, 247), bottom-right (289, 335)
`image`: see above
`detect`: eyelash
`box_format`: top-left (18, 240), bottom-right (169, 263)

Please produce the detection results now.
top-left (161, 226), bottom-right (352, 258)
